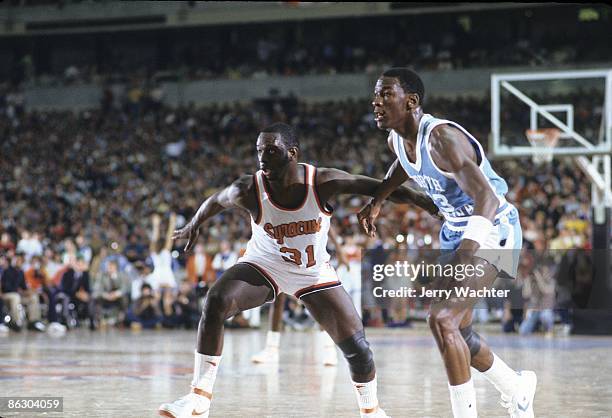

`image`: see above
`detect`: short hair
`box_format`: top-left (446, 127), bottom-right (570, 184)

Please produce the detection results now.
top-left (382, 68), bottom-right (425, 105)
top-left (261, 122), bottom-right (299, 149)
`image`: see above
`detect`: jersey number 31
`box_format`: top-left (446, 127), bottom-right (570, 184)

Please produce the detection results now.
top-left (280, 245), bottom-right (316, 267)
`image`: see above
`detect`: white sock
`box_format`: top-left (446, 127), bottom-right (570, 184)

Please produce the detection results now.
top-left (448, 379), bottom-right (477, 418)
top-left (191, 351), bottom-right (222, 394)
top-left (266, 331), bottom-right (281, 349)
top-left (481, 352), bottom-right (519, 397)
top-left (352, 376), bottom-right (379, 416)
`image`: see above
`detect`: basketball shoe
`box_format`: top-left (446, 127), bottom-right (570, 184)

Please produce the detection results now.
top-left (500, 370), bottom-right (537, 418)
top-left (251, 345), bottom-right (279, 363)
top-left (158, 388), bottom-right (211, 418)
top-left (362, 407), bottom-right (391, 418)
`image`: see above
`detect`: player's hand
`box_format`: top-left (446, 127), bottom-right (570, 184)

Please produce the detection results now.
top-left (172, 222), bottom-right (200, 252)
top-left (428, 205), bottom-right (445, 221)
top-left (358, 201), bottom-right (381, 238)
top-left (418, 197), bottom-right (444, 221)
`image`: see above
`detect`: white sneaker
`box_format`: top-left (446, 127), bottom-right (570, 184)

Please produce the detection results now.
top-left (251, 346), bottom-right (279, 364)
top-left (362, 406), bottom-right (391, 418)
top-left (500, 370), bottom-right (537, 418)
top-left (322, 345), bottom-right (338, 367)
top-left (159, 389), bottom-right (211, 418)
top-left (0, 323), bottom-right (8, 336)
top-left (47, 322), bottom-right (67, 336)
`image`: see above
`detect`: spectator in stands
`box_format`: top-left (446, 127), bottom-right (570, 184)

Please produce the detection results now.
top-left (186, 242), bottom-right (210, 285)
top-left (59, 256), bottom-right (96, 330)
top-left (0, 232), bottom-right (15, 253)
top-left (148, 213), bottom-right (177, 292)
top-left (95, 260), bottom-right (130, 326)
top-left (75, 234), bottom-right (93, 264)
top-left (128, 283), bottom-right (162, 330)
top-left (212, 241), bottom-right (238, 280)
top-left (123, 233), bottom-right (147, 263)
top-left (16, 230), bottom-right (43, 262)
top-left (174, 280), bottom-right (199, 329)
top-left (519, 256), bottom-right (557, 336)
top-left (160, 287), bottom-right (179, 329)
top-left (0, 253), bottom-right (45, 332)
top-left (186, 241), bottom-right (213, 300)
top-left (130, 261), bottom-right (151, 304)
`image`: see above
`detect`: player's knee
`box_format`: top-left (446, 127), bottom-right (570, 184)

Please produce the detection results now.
top-left (460, 325), bottom-right (482, 357)
top-left (337, 330), bottom-right (375, 376)
top-left (203, 288), bottom-right (232, 321)
top-left (428, 311), bottom-right (456, 337)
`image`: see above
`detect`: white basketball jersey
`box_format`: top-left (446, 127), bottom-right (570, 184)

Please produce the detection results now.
top-left (243, 163), bottom-right (333, 276)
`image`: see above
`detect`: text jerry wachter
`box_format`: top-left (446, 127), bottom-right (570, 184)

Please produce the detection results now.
top-left (370, 261), bottom-right (510, 299)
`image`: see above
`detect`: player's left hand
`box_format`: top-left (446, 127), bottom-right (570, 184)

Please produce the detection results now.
top-left (172, 222), bottom-right (200, 252)
top-left (357, 201), bottom-right (381, 238)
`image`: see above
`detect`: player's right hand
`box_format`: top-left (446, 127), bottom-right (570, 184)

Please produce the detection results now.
top-left (357, 201), bottom-right (380, 238)
top-left (172, 223), bottom-right (200, 252)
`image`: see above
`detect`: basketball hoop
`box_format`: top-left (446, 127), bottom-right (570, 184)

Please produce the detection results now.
top-left (525, 128), bottom-right (561, 164)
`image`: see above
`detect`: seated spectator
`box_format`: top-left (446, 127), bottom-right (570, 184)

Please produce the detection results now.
top-left (174, 281), bottom-right (200, 329)
top-left (58, 256), bottom-right (96, 330)
top-left (94, 260), bottom-right (130, 326)
top-left (23, 255), bottom-right (65, 332)
top-left (160, 287), bottom-right (179, 329)
top-left (27, 256), bottom-right (67, 334)
top-left (16, 230), bottom-right (43, 262)
top-left (0, 253), bottom-right (45, 332)
top-left (123, 233), bottom-right (147, 263)
top-left (0, 232), bottom-right (15, 253)
top-left (130, 261), bottom-right (151, 303)
top-left (519, 258), bottom-right (557, 336)
top-left (127, 283), bottom-right (162, 330)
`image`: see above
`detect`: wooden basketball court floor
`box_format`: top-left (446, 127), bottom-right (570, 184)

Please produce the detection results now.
top-left (1, 325), bottom-right (611, 417)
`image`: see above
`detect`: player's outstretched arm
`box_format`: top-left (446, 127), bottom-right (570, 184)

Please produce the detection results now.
top-left (356, 159), bottom-right (425, 236)
top-left (429, 125), bottom-right (499, 255)
top-left (173, 175), bottom-right (254, 252)
top-left (317, 166), bottom-right (439, 215)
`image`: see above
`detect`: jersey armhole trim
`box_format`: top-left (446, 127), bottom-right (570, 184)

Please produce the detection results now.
top-left (252, 173), bottom-right (263, 225)
top-left (313, 167), bottom-right (334, 216)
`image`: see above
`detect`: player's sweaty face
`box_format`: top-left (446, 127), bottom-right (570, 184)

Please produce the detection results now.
top-left (372, 77), bottom-right (406, 130)
top-left (256, 133), bottom-right (290, 180)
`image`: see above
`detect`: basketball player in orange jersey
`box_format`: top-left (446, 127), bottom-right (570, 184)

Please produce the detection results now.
top-left (359, 68), bottom-right (537, 418)
top-left (158, 122), bottom-right (439, 418)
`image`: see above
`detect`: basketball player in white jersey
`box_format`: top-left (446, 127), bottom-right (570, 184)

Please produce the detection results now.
top-left (251, 227), bottom-right (347, 367)
top-left (158, 122), bottom-right (439, 418)
top-left (251, 226), bottom-right (352, 367)
top-left (359, 68), bottom-right (537, 418)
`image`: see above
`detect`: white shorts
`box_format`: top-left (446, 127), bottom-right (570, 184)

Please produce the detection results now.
top-left (237, 256), bottom-right (341, 301)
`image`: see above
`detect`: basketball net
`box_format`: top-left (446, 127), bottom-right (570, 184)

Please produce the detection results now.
top-left (525, 128), bottom-right (561, 164)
